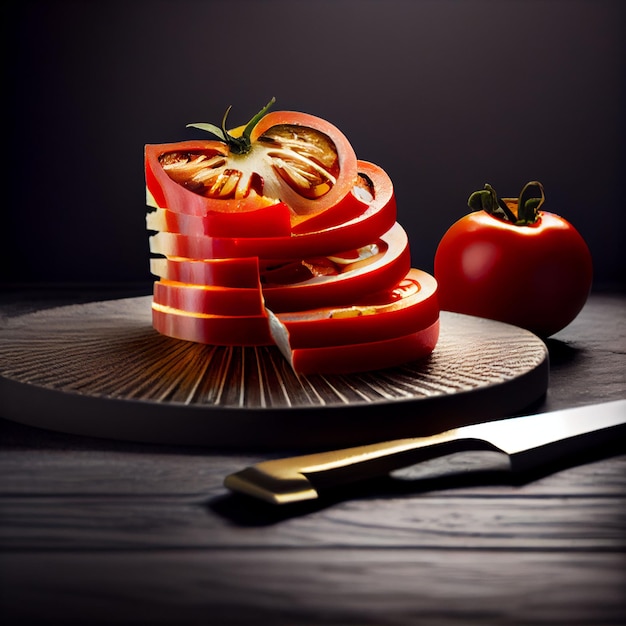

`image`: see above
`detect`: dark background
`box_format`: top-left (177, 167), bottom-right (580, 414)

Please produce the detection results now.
top-left (3, 0), bottom-right (624, 290)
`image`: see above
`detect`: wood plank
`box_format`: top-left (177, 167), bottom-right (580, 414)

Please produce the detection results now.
top-left (1, 449), bottom-right (625, 497)
top-left (2, 489), bottom-right (624, 551)
top-left (1, 549), bottom-right (625, 625)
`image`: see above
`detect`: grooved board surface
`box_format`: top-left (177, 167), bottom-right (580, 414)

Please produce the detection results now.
top-left (0, 296), bottom-right (549, 449)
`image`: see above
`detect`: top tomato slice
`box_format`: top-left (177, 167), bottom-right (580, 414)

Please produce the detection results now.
top-left (145, 109), bottom-right (358, 219)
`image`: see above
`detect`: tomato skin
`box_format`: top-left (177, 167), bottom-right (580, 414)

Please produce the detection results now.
top-left (434, 210), bottom-right (593, 337)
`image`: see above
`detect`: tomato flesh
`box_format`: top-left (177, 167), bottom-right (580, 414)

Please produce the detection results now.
top-left (434, 210), bottom-right (592, 337)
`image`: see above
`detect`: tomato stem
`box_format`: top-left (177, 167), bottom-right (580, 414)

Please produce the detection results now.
top-left (517, 181), bottom-right (544, 224)
top-left (468, 184), bottom-right (517, 221)
top-left (468, 181), bottom-right (544, 225)
top-left (186, 97), bottom-right (276, 155)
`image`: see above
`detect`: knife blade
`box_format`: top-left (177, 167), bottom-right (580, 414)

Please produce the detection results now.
top-left (223, 399), bottom-right (626, 504)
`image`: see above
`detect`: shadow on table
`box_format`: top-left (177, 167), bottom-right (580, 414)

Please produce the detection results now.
top-left (544, 337), bottom-right (585, 368)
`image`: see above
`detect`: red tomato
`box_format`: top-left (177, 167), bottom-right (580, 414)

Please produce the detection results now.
top-left (145, 99), bottom-right (359, 223)
top-left (434, 182), bottom-right (593, 337)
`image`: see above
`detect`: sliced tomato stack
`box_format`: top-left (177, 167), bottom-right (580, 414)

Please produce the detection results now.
top-left (145, 100), bottom-right (439, 373)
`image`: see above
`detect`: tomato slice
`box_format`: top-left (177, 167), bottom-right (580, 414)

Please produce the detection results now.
top-left (151, 303), bottom-right (273, 346)
top-left (146, 180), bottom-right (292, 238)
top-left (153, 280), bottom-right (265, 316)
top-left (270, 268), bottom-right (439, 349)
top-left (149, 257), bottom-right (261, 288)
top-left (148, 161), bottom-right (396, 260)
top-left (283, 321), bottom-right (440, 375)
top-left (145, 109), bottom-right (358, 221)
top-left (261, 222), bottom-right (411, 312)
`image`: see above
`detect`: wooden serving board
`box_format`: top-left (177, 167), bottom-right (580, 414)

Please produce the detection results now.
top-left (0, 297), bottom-right (549, 450)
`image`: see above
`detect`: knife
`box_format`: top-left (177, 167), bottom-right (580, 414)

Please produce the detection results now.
top-left (224, 399), bottom-right (626, 504)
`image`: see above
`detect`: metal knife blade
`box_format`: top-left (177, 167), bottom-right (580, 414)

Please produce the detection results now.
top-left (223, 399), bottom-right (626, 505)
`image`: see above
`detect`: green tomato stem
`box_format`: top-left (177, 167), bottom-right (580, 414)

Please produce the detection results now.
top-left (517, 181), bottom-right (544, 225)
top-left (468, 184), bottom-right (517, 222)
top-left (468, 181), bottom-right (544, 226)
top-left (186, 97), bottom-right (276, 155)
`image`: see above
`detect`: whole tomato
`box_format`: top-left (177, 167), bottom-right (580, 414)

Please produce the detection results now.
top-left (434, 181), bottom-right (593, 337)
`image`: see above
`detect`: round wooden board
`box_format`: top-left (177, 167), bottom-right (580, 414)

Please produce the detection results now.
top-left (0, 297), bottom-right (549, 450)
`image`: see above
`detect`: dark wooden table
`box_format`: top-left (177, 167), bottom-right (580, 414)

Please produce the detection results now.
top-left (1, 288), bottom-right (625, 626)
